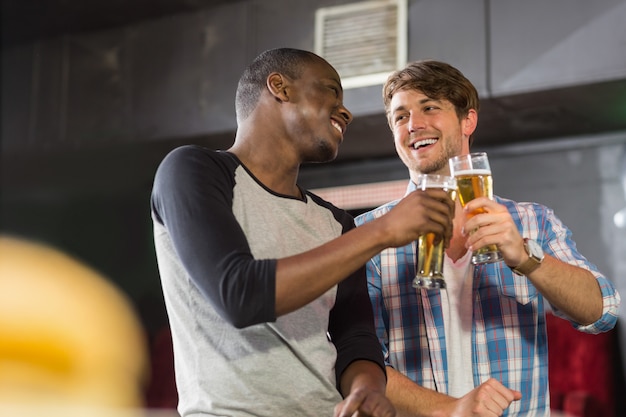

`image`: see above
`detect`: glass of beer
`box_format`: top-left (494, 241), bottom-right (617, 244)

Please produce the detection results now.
top-left (413, 174), bottom-right (457, 290)
top-left (449, 152), bottom-right (503, 265)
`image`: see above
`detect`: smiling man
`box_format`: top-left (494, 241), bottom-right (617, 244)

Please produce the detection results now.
top-left (355, 60), bottom-right (620, 417)
top-left (150, 49), bottom-right (456, 417)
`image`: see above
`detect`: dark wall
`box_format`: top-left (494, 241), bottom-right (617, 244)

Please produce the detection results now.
top-left (0, 175), bottom-right (168, 336)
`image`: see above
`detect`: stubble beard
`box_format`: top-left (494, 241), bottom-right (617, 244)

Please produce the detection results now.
top-left (419, 156), bottom-right (449, 175)
top-left (304, 136), bottom-right (337, 164)
top-left (404, 138), bottom-right (462, 175)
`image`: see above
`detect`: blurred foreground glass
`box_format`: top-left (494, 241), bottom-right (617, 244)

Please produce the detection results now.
top-left (0, 235), bottom-right (149, 414)
top-left (413, 174), bottom-right (457, 290)
top-left (449, 152), bottom-right (503, 265)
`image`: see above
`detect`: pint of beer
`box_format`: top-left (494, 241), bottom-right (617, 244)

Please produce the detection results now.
top-left (413, 174), bottom-right (457, 290)
top-left (449, 153), bottom-right (503, 265)
top-left (455, 169), bottom-right (493, 204)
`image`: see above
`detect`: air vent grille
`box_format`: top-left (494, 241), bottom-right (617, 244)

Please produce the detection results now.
top-left (315, 0), bottom-right (407, 89)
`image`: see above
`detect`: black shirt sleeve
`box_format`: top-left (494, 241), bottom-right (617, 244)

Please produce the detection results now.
top-left (307, 193), bottom-right (386, 389)
top-left (151, 145), bottom-right (276, 328)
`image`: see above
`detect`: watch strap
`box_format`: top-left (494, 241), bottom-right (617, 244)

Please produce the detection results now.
top-left (512, 256), bottom-right (541, 276)
top-left (512, 239), bottom-right (543, 276)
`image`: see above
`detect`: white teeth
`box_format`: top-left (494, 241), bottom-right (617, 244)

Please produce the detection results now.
top-left (413, 138), bottom-right (437, 149)
top-left (331, 120), bottom-right (342, 134)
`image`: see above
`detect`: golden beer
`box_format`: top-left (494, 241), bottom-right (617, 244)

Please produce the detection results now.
top-left (414, 180), bottom-right (457, 290)
top-left (449, 152), bottom-right (503, 265)
top-left (455, 169), bottom-right (493, 207)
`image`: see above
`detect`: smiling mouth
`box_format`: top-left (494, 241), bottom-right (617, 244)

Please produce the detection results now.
top-left (331, 120), bottom-right (344, 135)
top-left (412, 138), bottom-right (437, 149)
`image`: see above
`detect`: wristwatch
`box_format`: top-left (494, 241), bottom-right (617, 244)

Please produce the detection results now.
top-left (512, 238), bottom-right (544, 275)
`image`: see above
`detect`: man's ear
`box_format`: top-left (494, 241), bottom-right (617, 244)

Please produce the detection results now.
top-left (462, 109), bottom-right (478, 137)
top-left (267, 72), bottom-right (289, 102)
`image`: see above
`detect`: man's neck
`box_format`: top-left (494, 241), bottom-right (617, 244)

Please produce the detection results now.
top-left (229, 145), bottom-right (302, 198)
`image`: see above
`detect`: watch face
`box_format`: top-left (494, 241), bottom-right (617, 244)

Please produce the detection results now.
top-left (526, 239), bottom-right (544, 259)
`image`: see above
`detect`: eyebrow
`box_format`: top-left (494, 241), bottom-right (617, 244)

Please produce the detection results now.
top-left (391, 97), bottom-right (440, 114)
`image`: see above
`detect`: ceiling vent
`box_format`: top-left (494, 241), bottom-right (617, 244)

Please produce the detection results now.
top-left (315, 0), bottom-right (407, 89)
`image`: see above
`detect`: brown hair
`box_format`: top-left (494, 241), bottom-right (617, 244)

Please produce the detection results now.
top-left (383, 60), bottom-right (479, 123)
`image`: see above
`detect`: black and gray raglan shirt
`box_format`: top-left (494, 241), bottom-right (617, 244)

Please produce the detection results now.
top-left (151, 145), bottom-right (383, 417)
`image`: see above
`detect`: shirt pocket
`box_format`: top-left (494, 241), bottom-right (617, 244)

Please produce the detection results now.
top-left (481, 264), bottom-right (539, 305)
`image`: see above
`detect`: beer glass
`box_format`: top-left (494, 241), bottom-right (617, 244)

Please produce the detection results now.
top-left (413, 174), bottom-right (457, 290)
top-left (449, 152), bottom-right (503, 265)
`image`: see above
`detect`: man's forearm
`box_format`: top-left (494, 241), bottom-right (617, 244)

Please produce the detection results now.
top-left (386, 367), bottom-right (522, 417)
top-left (526, 255), bottom-right (603, 325)
top-left (385, 366), bottom-right (453, 417)
top-left (340, 360), bottom-right (387, 396)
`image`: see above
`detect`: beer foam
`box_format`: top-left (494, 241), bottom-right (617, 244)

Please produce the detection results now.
top-left (452, 169), bottom-right (491, 176)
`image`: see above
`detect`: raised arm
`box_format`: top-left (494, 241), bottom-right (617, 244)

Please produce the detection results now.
top-left (462, 197), bottom-right (619, 328)
top-left (152, 146), bottom-right (456, 327)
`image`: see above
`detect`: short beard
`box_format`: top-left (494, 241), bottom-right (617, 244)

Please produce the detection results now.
top-left (420, 156), bottom-right (449, 174)
top-left (304, 139), bottom-right (337, 164)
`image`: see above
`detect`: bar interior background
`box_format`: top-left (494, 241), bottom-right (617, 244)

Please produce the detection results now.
top-left (2, 0), bottom-right (626, 413)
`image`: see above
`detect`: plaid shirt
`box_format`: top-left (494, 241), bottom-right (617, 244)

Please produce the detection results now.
top-left (355, 182), bottom-right (620, 417)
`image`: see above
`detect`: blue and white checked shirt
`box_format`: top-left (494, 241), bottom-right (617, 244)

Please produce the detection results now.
top-left (355, 182), bottom-right (620, 417)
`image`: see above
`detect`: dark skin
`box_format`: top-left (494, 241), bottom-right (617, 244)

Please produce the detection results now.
top-left (228, 56), bottom-right (456, 417)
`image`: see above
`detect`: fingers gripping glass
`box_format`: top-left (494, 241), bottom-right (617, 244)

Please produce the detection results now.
top-left (412, 174), bottom-right (457, 290)
top-left (448, 152), bottom-right (503, 265)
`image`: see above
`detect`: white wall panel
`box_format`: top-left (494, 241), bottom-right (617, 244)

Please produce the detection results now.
top-left (489, 0), bottom-right (626, 95)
